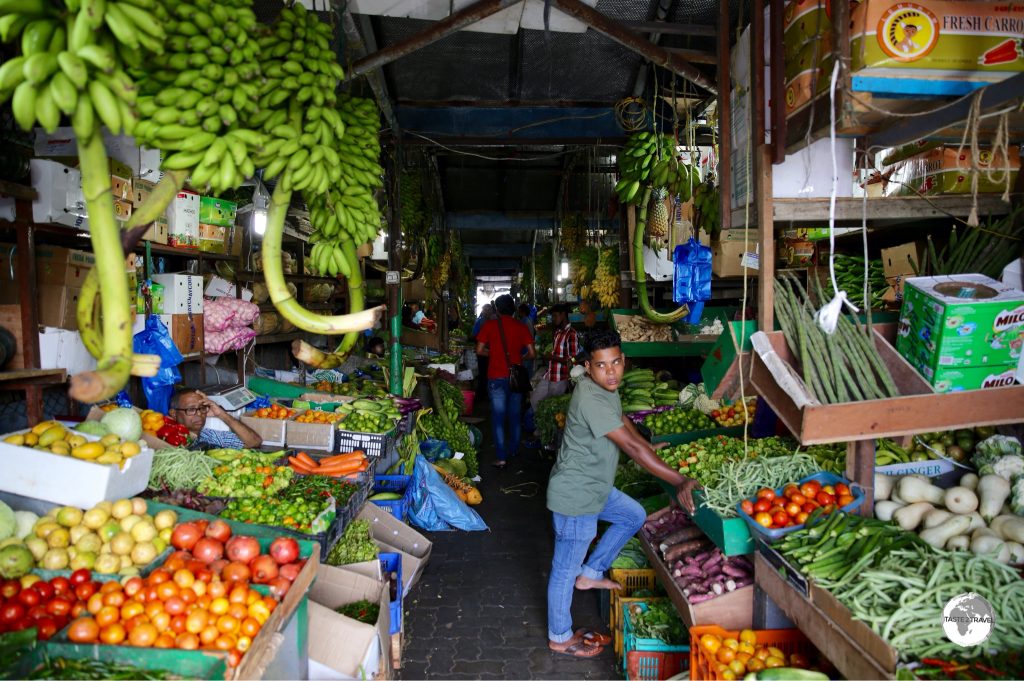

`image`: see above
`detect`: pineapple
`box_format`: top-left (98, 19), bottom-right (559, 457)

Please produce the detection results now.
top-left (649, 187), bottom-right (669, 239)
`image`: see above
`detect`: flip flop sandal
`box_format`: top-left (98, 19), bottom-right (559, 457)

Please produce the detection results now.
top-left (575, 629), bottom-right (612, 647)
top-left (492, 461), bottom-right (507, 468)
top-left (550, 640), bottom-right (604, 658)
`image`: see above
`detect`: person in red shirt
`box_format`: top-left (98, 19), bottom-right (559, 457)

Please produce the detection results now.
top-left (476, 294), bottom-right (537, 468)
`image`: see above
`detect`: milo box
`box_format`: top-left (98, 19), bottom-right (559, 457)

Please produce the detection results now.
top-left (896, 274), bottom-right (1024, 378)
top-left (918, 364), bottom-right (1019, 393)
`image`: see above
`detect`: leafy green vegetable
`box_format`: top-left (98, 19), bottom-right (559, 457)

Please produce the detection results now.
top-left (628, 602), bottom-right (686, 645)
top-left (335, 599), bottom-right (380, 624)
top-left (611, 538), bottom-right (649, 569)
top-left (326, 520), bottom-right (378, 566)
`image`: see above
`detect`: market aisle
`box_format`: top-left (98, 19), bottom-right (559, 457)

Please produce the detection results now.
top-left (399, 406), bottom-right (619, 680)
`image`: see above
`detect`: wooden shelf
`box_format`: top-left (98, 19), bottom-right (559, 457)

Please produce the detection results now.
top-left (253, 332), bottom-right (309, 346)
top-left (0, 368), bottom-right (66, 384)
top-left (135, 243), bottom-right (240, 261)
top-left (732, 195), bottom-right (1015, 227)
top-left (754, 553), bottom-right (894, 679)
top-left (235, 272), bottom-right (336, 284)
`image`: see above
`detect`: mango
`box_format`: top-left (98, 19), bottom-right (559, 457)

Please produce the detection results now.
top-left (3, 434), bottom-right (25, 446)
top-left (37, 425), bottom-right (66, 447)
top-left (71, 442), bottom-right (104, 460)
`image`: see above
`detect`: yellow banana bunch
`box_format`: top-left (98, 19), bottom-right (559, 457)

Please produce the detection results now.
top-left (131, 0), bottom-right (264, 194)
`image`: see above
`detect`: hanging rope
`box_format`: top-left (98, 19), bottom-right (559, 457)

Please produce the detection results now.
top-left (615, 97), bottom-right (649, 131)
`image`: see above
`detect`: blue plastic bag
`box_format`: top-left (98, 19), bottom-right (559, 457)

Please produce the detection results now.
top-left (406, 455), bottom-right (488, 532)
top-left (673, 238), bottom-right (713, 323)
top-left (419, 438), bottom-right (452, 461)
top-left (133, 315), bottom-right (184, 414)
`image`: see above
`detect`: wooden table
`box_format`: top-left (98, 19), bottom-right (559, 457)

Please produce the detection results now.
top-left (0, 369), bottom-right (67, 426)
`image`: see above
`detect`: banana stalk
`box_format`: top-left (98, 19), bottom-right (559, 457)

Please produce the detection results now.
top-left (68, 128), bottom-right (133, 403)
top-left (263, 184), bottom-right (384, 335)
top-left (633, 186), bottom-right (689, 325)
top-left (77, 170), bottom-right (189, 361)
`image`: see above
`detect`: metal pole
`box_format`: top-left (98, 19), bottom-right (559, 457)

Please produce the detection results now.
top-left (388, 148), bottom-right (404, 396)
top-left (341, 9), bottom-right (400, 136)
top-left (349, 0), bottom-right (522, 78)
top-left (548, 0), bottom-right (718, 95)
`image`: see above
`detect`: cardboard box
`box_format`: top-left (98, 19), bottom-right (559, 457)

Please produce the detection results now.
top-left (912, 363), bottom-right (1019, 393)
top-left (167, 190), bottom-right (200, 249)
top-left (774, 137), bottom-right (854, 199)
top-left (881, 241), bottom-right (923, 302)
top-left (37, 284), bottom-right (84, 331)
top-left (30, 159), bottom-right (89, 231)
top-left (226, 224), bottom-right (244, 256)
top-left (151, 274), bottom-right (203, 314)
top-left (897, 274), bottom-right (1024, 374)
top-left (132, 178), bottom-right (171, 243)
top-left (712, 230), bottom-right (758, 278)
top-left (198, 223), bottom-right (227, 254)
top-left (205, 275), bottom-right (253, 302)
top-left (110, 161), bottom-right (132, 201)
top-left (35, 245), bottom-right (94, 286)
top-left (132, 177), bottom-right (154, 207)
top-left (357, 503), bottom-right (432, 593)
top-left (199, 196), bottom-right (237, 228)
top-left (34, 129), bottom-right (141, 173)
top-left (285, 416), bottom-right (338, 452)
top-left (113, 198), bottom-right (132, 222)
top-left (889, 145), bottom-right (1021, 197)
top-left (0, 429), bottom-right (154, 508)
top-left (241, 413), bottom-right (288, 447)
top-left (170, 313), bottom-right (203, 355)
top-left (308, 565), bottom-right (391, 680)
top-left (142, 220), bottom-right (169, 245)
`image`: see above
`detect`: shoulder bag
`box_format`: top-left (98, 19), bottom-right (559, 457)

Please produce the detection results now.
top-left (495, 315), bottom-right (531, 394)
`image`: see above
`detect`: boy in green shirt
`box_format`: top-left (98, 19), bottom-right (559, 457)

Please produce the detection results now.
top-left (545, 329), bottom-right (700, 658)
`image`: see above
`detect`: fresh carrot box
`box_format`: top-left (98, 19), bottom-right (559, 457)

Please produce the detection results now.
top-left (888, 144), bottom-right (1021, 196)
top-left (851, 0), bottom-right (1024, 96)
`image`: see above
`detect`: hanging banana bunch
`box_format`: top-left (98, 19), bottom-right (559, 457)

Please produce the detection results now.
top-left (570, 246), bottom-right (599, 299)
top-left (615, 131), bottom-right (699, 205)
top-left (560, 213), bottom-right (586, 253)
top-left (693, 181), bottom-right (721, 239)
top-left (423, 232), bottom-right (450, 295)
top-left (634, 187), bottom-right (689, 324)
top-left (592, 246), bottom-right (620, 309)
top-left (400, 168), bottom-right (428, 243)
top-left (0, 0), bottom-right (177, 403)
top-left (255, 3), bottom-right (383, 341)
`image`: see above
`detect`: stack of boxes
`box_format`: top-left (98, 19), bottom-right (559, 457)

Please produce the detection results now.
top-left (782, 0), bottom-right (832, 116)
top-left (133, 274), bottom-right (205, 356)
top-left (198, 197), bottom-right (238, 254)
top-left (896, 274), bottom-right (1024, 392)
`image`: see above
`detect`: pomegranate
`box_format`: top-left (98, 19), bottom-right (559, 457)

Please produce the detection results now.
top-left (170, 523), bottom-right (201, 551)
top-left (205, 520), bottom-right (232, 543)
top-left (269, 537), bottom-right (299, 565)
top-left (279, 562), bottom-right (302, 582)
top-left (250, 555), bottom-right (279, 584)
top-left (221, 561), bottom-right (252, 584)
top-left (225, 536), bottom-right (260, 564)
top-left (267, 577), bottom-right (291, 599)
top-left (192, 538), bottom-right (224, 565)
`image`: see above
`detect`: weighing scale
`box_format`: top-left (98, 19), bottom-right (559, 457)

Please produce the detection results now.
top-left (200, 384), bottom-right (260, 413)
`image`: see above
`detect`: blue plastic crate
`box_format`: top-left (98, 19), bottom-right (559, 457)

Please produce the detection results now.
top-left (371, 474), bottom-right (411, 522)
top-left (380, 552), bottom-right (403, 635)
top-left (736, 471), bottom-right (866, 543)
top-left (621, 602), bottom-right (689, 672)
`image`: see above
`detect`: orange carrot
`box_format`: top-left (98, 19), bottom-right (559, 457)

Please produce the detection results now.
top-left (288, 456), bottom-right (315, 473)
top-left (295, 451), bottom-right (317, 467)
top-left (316, 461), bottom-right (364, 476)
top-left (319, 452), bottom-right (364, 466)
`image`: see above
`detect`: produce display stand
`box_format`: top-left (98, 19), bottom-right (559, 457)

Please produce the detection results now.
top-left (638, 532), bottom-right (754, 630)
top-left (754, 552), bottom-right (895, 680)
top-left (656, 479), bottom-right (753, 556)
top-left (609, 308), bottom-right (727, 357)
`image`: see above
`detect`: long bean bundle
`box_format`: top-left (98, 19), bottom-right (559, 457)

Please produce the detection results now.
top-left (147, 448), bottom-right (218, 492)
top-left (774, 274), bottom-right (899, 404)
top-left (700, 454), bottom-right (820, 517)
top-left (917, 206), bottom-right (1024, 279)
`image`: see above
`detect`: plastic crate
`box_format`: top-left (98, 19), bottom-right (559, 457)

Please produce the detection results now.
top-left (622, 602), bottom-right (689, 673)
top-left (736, 471), bottom-right (865, 543)
top-left (336, 426), bottom-right (397, 459)
top-left (625, 650), bottom-right (689, 681)
top-left (371, 474), bottom-right (411, 522)
top-left (609, 568), bottom-right (659, 631)
top-left (614, 596), bottom-right (668, 658)
top-left (380, 552), bottom-right (403, 635)
top-left (689, 626), bottom-right (812, 681)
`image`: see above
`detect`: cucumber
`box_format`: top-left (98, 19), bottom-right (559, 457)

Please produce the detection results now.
top-left (369, 492), bottom-right (403, 501)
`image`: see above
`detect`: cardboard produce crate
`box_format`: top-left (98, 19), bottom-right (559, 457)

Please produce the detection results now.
top-left (241, 413), bottom-right (289, 447)
top-left (357, 503), bottom-right (432, 593)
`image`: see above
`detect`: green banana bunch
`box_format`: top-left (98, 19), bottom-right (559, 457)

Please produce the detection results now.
top-left (328, 93), bottom-right (384, 246)
top-left (423, 232), bottom-right (451, 293)
top-left (560, 213), bottom-right (586, 252)
top-left (615, 130), bottom-right (701, 206)
top-left (400, 169), bottom-right (429, 242)
top-left (0, 0), bottom-right (163, 136)
top-left (130, 0), bottom-right (265, 194)
top-left (692, 181), bottom-right (721, 238)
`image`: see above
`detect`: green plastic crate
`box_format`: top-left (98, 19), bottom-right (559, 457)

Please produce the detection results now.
top-left (8, 642), bottom-right (229, 680)
top-left (658, 481), bottom-right (752, 556)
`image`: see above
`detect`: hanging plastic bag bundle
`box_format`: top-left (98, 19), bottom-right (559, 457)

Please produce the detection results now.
top-left (132, 316), bottom-right (184, 414)
top-left (672, 237), bottom-right (713, 323)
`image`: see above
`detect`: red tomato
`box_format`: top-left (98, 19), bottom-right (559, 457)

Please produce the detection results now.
top-left (0, 581), bottom-right (18, 599)
top-left (790, 493), bottom-right (807, 506)
top-left (741, 500), bottom-right (754, 516)
top-left (799, 481), bottom-right (821, 498)
top-left (17, 590), bottom-right (40, 608)
top-left (35, 617), bottom-right (58, 640)
top-left (773, 511), bottom-right (790, 527)
top-left (0, 602), bottom-right (25, 625)
top-left (802, 502), bottom-right (819, 513)
top-left (822, 504), bottom-right (837, 515)
top-left (785, 502), bottom-right (801, 517)
top-left (69, 569), bottom-right (91, 587)
top-left (768, 506), bottom-right (786, 517)
top-left (46, 598), bottom-right (72, 618)
top-left (816, 492), bottom-right (835, 507)
top-left (74, 582), bottom-right (98, 602)
top-left (753, 499), bottom-right (771, 513)
top-left (70, 602), bottom-right (86, 618)
top-left (838, 494), bottom-right (855, 508)
top-left (756, 488), bottom-right (776, 502)
top-left (796, 511), bottom-right (810, 524)
top-left (9, 617), bottom-right (33, 631)
top-left (754, 512), bottom-right (773, 528)
top-left (49, 578), bottom-right (71, 596)
top-left (835, 483), bottom-right (851, 497)
top-left (28, 604), bottom-right (49, 620)
top-left (32, 582), bottom-right (54, 601)
top-left (782, 484), bottom-right (799, 499)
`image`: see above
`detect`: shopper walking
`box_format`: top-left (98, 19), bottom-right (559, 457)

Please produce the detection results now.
top-left (475, 294), bottom-right (536, 468)
top-left (471, 304), bottom-right (495, 403)
top-left (528, 304), bottom-right (578, 436)
top-left (545, 329), bottom-right (700, 658)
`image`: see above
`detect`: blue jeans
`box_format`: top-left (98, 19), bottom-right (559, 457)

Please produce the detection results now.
top-left (547, 488), bottom-right (646, 643)
top-left (488, 378), bottom-right (521, 462)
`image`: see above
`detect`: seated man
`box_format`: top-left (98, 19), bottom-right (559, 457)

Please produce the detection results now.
top-left (169, 388), bottom-right (263, 449)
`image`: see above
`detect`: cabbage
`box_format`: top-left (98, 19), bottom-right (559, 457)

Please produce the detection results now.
top-left (0, 501), bottom-right (14, 542)
top-left (13, 511), bottom-right (38, 540)
top-left (100, 408), bottom-right (143, 441)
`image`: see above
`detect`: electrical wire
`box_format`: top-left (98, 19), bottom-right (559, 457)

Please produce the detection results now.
top-left (403, 130), bottom-right (581, 162)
